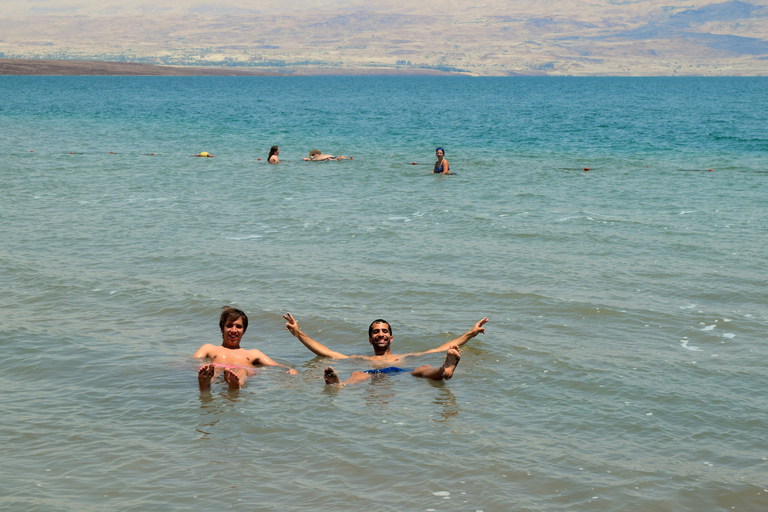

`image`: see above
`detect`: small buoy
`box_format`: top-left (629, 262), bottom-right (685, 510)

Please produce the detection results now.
top-left (584, 167), bottom-right (590, 171)
top-left (257, 158), bottom-right (261, 161)
top-left (708, 168), bottom-right (713, 172)
top-left (110, 151), bottom-right (114, 154)
top-left (70, 152), bottom-right (74, 154)
top-left (150, 153), bottom-right (155, 156)
top-left (30, 150), bottom-right (34, 153)
top-left (412, 162), bottom-right (417, 165)
top-left (199, 151), bottom-right (209, 157)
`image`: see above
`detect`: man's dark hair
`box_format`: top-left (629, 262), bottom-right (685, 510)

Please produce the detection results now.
top-left (219, 306), bottom-right (249, 332)
top-left (368, 319), bottom-right (392, 338)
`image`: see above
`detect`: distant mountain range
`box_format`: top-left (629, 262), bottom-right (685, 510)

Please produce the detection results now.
top-left (1, 0), bottom-right (766, 75)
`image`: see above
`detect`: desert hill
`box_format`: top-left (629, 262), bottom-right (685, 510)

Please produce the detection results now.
top-left (1, 0), bottom-right (767, 75)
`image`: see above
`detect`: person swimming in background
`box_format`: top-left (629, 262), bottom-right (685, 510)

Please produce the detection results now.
top-left (195, 307), bottom-right (298, 391)
top-left (268, 146), bottom-right (280, 164)
top-left (433, 147), bottom-right (452, 174)
top-left (303, 149), bottom-right (353, 161)
top-left (283, 313), bottom-right (488, 387)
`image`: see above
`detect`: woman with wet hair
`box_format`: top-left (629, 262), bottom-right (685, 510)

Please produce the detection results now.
top-left (433, 147), bottom-right (451, 174)
top-left (268, 145), bottom-right (280, 163)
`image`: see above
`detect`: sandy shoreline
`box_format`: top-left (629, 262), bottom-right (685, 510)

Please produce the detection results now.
top-left (0, 59), bottom-right (458, 76)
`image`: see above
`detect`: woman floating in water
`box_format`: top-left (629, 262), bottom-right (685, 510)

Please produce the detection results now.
top-left (268, 146), bottom-right (280, 164)
top-left (303, 149), bottom-right (353, 161)
top-left (433, 147), bottom-right (451, 174)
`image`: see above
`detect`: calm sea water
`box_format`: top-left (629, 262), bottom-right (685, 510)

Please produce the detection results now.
top-left (1, 76), bottom-right (767, 511)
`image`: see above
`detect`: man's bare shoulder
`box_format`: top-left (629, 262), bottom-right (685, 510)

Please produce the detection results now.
top-left (243, 347), bottom-right (267, 358)
top-left (194, 343), bottom-right (219, 357)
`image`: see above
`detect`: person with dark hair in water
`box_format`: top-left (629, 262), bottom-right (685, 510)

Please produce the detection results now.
top-left (283, 313), bottom-right (488, 387)
top-left (433, 147), bottom-right (451, 174)
top-left (268, 146), bottom-right (280, 164)
top-left (195, 307), bottom-right (297, 390)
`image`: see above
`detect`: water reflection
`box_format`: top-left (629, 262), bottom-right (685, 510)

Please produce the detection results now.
top-left (362, 373), bottom-right (397, 406)
top-left (431, 385), bottom-right (460, 422)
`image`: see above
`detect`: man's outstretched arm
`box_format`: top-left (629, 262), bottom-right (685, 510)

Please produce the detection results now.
top-left (420, 317), bottom-right (489, 354)
top-left (283, 313), bottom-right (350, 359)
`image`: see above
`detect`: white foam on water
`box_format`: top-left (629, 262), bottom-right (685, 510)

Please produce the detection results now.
top-left (227, 235), bottom-right (262, 240)
top-left (432, 491), bottom-right (450, 497)
top-left (681, 340), bottom-right (701, 351)
top-left (722, 333), bottom-right (735, 339)
top-left (701, 325), bottom-right (716, 331)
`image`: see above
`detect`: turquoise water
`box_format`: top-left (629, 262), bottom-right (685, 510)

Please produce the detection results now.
top-left (1, 76), bottom-right (767, 511)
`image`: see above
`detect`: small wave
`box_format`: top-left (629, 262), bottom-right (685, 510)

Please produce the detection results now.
top-left (227, 235), bottom-right (263, 240)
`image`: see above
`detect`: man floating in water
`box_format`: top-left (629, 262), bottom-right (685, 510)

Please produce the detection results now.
top-left (283, 313), bottom-right (488, 387)
top-left (303, 149), bottom-right (353, 161)
top-left (195, 307), bottom-right (298, 391)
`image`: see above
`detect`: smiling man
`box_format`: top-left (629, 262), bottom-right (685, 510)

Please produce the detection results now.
top-left (195, 307), bottom-right (297, 391)
top-left (283, 313), bottom-right (488, 387)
